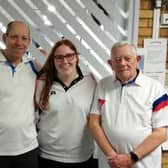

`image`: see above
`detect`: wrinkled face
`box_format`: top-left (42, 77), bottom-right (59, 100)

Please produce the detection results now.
top-left (108, 45), bottom-right (140, 83)
top-left (3, 22), bottom-right (30, 60)
top-left (53, 44), bottom-right (78, 77)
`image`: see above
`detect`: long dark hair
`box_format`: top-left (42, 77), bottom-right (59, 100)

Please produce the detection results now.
top-left (38, 39), bottom-right (79, 110)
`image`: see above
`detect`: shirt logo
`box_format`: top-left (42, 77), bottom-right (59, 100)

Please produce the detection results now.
top-left (98, 99), bottom-right (106, 107)
top-left (50, 90), bottom-right (56, 95)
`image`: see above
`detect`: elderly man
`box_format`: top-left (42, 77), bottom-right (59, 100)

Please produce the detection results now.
top-left (89, 41), bottom-right (168, 168)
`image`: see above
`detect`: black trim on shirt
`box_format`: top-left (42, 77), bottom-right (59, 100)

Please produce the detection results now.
top-left (121, 69), bottom-right (139, 87)
top-left (54, 66), bottom-right (84, 91)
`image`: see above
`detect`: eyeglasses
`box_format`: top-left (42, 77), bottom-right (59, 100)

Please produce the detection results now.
top-left (54, 53), bottom-right (76, 62)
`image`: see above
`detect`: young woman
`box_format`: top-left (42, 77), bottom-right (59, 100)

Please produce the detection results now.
top-left (35, 39), bottom-right (97, 168)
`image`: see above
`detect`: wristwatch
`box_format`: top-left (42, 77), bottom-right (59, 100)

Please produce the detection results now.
top-left (130, 151), bottom-right (139, 162)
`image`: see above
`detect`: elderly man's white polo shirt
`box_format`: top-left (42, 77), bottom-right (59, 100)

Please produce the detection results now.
top-left (91, 72), bottom-right (168, 168)
top-left (0, 53), bottom-right (38, 155)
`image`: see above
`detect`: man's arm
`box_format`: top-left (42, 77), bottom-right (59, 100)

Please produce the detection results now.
top-left (133, 127), bottom-right (167, 159)
top-left (88, 114), bottom-right (117, 159)
top-left (33, 59), bottom-right (43, 71)
top-left (107, 127), bottom-right (167, 168)
top-left (33, 47), bottom-right (48, 71)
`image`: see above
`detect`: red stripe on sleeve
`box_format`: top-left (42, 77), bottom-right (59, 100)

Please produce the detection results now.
top-left (153, 100), bottom-right (168, 112)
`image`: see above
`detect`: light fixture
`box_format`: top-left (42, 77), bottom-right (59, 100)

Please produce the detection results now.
top-left (48, 5), bottom-right (56, 12)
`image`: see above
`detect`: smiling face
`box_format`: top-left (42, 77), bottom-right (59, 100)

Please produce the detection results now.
top-left (2, 21), bottom-right (30, 64)
top-left (53, 44), bottom-right (78, 78)
top-left (108, 44), bottom-right (141, 83)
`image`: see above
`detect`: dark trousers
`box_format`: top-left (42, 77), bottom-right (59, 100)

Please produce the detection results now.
top-left (39, 156), bottom-right (98, 168)
top-left (0, 148), bottom-right (38, 168)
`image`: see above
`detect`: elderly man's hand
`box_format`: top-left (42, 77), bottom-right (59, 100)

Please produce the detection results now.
top-left (108, 153), bottom-right (134, 168)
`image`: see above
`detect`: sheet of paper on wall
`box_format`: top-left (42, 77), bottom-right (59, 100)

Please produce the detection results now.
top-left (144, 72), bottom-right (166, 85)
top-left (144, 38), bottom-right (167, 72)
top-left (137, 48), bottom-right (166, 85)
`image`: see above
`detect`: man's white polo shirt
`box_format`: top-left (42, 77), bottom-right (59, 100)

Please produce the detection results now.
top-left (0, 52), bottom-right (38, 155)
top-left (91, 71), bottom-right (168, 168)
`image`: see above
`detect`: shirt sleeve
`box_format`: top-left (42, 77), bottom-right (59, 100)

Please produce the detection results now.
top-left (90, 82), bottom-right (104, 115)
top-left (152, 83), bottom-right (168, 128)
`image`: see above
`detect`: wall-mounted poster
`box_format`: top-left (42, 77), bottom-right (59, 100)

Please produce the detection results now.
top-left (144, 38), bottom-right (167, 73)
top-left (143, 38), bottom-right (167, 86)
top-left (137, 47), bottom-right (166, 85)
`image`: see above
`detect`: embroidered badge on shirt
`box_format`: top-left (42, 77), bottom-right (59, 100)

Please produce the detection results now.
top-left (50, 90), bottom-right (56, 95)
top-left (98, 99), bottom-right (106, 107)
